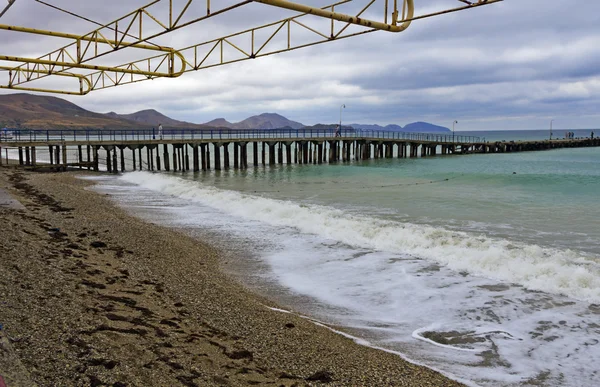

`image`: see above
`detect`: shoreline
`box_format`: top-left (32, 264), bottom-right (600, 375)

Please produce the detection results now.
top-left (0, 167), bottom-right (463, 386)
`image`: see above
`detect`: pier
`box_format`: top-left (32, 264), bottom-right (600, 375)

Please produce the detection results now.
top-left (1, 129), bottom-right (598, 173)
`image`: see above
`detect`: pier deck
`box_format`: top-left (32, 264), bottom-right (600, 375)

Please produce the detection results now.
top-left (1, 129), bottom-right (598, 172)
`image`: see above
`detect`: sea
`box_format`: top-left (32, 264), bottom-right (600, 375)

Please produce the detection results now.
top-left (62, 129), bottom-right (600, 386)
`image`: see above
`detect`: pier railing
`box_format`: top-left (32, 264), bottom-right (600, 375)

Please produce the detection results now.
top-left (0, 128), bottom-right (483, 144)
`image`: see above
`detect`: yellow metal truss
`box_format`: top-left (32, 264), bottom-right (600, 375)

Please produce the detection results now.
top-left (0, 0), bottom-right (502, 95)
top-left (0, 65), bottom-right (92, 95)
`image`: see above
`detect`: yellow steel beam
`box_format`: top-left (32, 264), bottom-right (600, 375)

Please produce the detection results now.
top-left (1, 0), bottom-right (503, 95)
top-left (254, 0), bottom-right (414, 32)
top-left (5, 1), bottom-right (253, 72)
top-left (4, 0), bottom-right (409, 77)
top-left (1, 0), bottom-right (253, 91)
top-left (2, 0), bottom-right (347, 92)
top-left (0, 66), bottom-right (92, 95)
top-left (81, 0), bottom-right (381, 91)
top-left (0, 24), bottom-right (174, 52)
top-left (0, 52), bottom-right (186, 78)
top-left (84, 0), bottom-right (501, 92)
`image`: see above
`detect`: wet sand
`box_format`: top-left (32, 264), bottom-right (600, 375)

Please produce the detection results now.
top-left (0, 167), bottom-right (463, 386)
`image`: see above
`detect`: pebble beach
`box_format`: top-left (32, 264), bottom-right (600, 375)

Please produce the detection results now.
top-left (0, 167), bottom-right (462, 387)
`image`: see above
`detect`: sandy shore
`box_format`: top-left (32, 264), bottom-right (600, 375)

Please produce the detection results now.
top-left (0, 166), bottom-right (463, 387)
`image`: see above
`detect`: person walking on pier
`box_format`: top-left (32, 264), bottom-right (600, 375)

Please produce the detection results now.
top-left (158, 123), bottom-right (163, 140)
top-left (591, 131), bottom-right (594, 139)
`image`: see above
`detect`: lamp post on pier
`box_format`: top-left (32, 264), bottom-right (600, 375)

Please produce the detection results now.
top-left (338, 104), bottom-right (346, 137)
top-left (452, 120), bottom-right (458, 142)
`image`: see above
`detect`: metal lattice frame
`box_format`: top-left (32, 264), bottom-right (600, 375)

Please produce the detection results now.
top-left (0, 0), bottom-right (502, 95)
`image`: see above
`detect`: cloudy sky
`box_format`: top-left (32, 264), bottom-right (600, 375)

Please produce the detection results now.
top-left (1, 0), bottom-right (599, 130)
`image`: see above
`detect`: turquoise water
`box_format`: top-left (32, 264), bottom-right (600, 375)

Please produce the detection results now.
top-left (199, 146), bottom-right (600, 255)
top-left (460, 129), bottom-right (596, 142)
top-left (88, 130), bottom-right (600, 386)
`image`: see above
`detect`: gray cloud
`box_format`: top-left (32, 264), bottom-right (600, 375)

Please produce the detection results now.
top-left (1, 0), bottom-right (599, 130)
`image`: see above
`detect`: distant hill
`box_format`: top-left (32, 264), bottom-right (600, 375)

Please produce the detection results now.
top-left (350, 122), bottom-right (450, 133)
top-left (204, 118), bottom-right (234, 128)
top-left (0, 94), bottom-right (299, 130)
top-left (403, 122), bottom-right (450, 133)
top-left (106, 109), bottom-right (206, 129)
top-left (350, 123), bottom-right (403, 131)
top-left (0, 93), bottom-right (145, 129)
top-left (0, 93), bottom-right (452, 133)
top-left (204, 113), bottom-right (304, 130)
top-left (302, 124), bottom-right (354, 130)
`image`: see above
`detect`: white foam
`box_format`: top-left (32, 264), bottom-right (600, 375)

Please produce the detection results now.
top-left (120, 171), bottom-right (600, 303)
top-left (266, 305), bottom-right (479, 387)
top-left (412, 326), bottom-right (480, 352)
top-left (263, 242), bottom-right (599, 386)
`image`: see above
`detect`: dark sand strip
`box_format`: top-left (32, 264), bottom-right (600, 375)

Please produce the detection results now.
top-left (0, 168), bottom-right (463, 386)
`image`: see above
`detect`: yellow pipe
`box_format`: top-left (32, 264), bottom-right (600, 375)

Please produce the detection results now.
top-left (255, 0), bottom-right (414, 32)
top-left (0, 24), bottom-right (174, 52)
top-left (0, 85), bottom-right (86, 96)
top-left (0, 0), bottom-right (504, 95)
top-left (0, 66), bottom-right (92, 95)
top-left (0, 53), bottom-right (186, 78)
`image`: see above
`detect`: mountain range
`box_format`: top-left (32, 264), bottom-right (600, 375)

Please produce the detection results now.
top-left (0, 93), bottom-right (450, 132)
top-left (204, 114), bottom-right (304, 130)
top-left (105, 109), bottom-right (205, 129)
top-left (0, 93), bottom-right (144, 130)
top-left (350, 122), bottom-right (450, 133)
